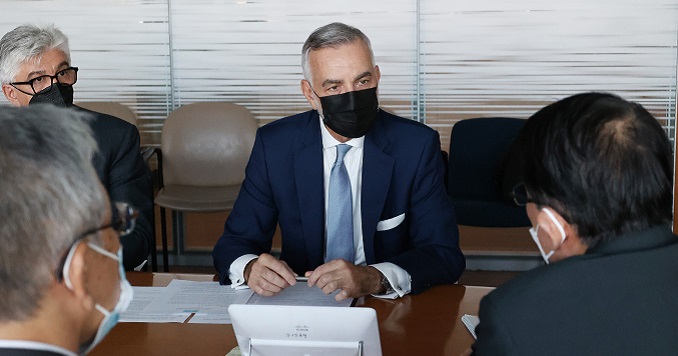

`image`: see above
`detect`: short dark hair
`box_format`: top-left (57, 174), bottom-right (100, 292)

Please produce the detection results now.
top-left (515, 92), bottom-right (672, 246)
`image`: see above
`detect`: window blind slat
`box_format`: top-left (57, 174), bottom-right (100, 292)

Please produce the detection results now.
top-left (1, 0), bottom-right (675, 152)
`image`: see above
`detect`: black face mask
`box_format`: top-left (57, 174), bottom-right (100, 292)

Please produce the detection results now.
top-left (28, 83), bottom-right (74, 107)
top-left (319, 87), bottom-right (379, 138)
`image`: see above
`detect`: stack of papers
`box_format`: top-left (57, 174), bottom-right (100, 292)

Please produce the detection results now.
top-left (120, 280), bottom-right (352, 325)
top-left (461, 314), bottom-right (480, 339)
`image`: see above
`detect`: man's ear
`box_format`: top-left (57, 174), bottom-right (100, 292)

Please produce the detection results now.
top-left (2, 84), bottom-right (21, 106)
top-left (374, 65), bottom-right (381, 82)
top-left (300, 79), bottom-right (319, 110)
top-left (65, 243), bottom-right (95, 311)
top-left (536, 207), bottom-right (589, 259)
top-left (535, 208), bottom-right (569, 251)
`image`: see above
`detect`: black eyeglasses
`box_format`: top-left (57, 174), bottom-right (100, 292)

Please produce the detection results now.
top-left (55, 202), bottom-right (138, 281)
top-left (511, 183), bottom-right (533, 207)
top-left (10, 67), bottom-right (78, 95)
top-left (81, 202), bottom-right (139, 239)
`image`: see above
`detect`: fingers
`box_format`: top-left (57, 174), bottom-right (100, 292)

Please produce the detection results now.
top-left (247, 253), bottom-right (297, 296)
top-left (260, 254), bottom-right (297, 285)
top-left (335, 289), bottom-right (351, 302)
top-left (306, 260), bottom-right (381, 300)
top-left (305, 260), bottom-right (335, 287)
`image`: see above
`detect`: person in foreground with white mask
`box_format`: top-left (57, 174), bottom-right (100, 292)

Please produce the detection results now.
top-left (0, 105), bottom-right (134, 355)
top-left (470, 92), bottom-right (678, 355)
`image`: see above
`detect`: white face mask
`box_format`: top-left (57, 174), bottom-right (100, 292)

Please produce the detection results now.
top-left (529, 208), bottom-right (567, 264)
top-left (62, 242), bottom-right (133, 355)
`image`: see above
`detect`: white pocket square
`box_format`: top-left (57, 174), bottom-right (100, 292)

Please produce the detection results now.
top-left (376, 213), bottom-right (405, 231)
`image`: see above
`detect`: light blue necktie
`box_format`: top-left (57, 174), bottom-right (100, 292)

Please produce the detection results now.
top-left (326, 144), bottom-right (354, 263)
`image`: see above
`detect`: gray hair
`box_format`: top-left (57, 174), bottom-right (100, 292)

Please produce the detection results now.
top-left (301, 22), bottom-right (375, 83)
top-left (0, 104), bottom-right (106, 322)
top-left (0, 24), bottom-right (70, 84)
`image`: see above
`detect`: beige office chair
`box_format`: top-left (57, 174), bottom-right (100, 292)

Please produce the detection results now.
top-left (75, 101), bottom-right (138, 126)
top-left (154, 102), bottom-right (258, 271)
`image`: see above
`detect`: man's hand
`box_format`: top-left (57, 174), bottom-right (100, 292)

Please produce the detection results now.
top-left (245, 253), bottom-right (297, 296)
top-left (305, 260), bottom-right (383, 301)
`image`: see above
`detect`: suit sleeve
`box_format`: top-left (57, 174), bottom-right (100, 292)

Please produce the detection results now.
top-left (386, 130), bottom-right (465, 294)
top-left (106, 124), bottom-right (153, 270)
top-left (472, 293), bottom-right (518, 355)
top-left (212, 129), bottom-right (279, 284)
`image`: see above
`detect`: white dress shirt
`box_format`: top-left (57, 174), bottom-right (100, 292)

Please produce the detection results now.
top-left (229, 118), bottom-right (412, 298)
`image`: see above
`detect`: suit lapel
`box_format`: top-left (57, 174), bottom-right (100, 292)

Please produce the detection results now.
top-left (361, 114), bottom-right (394, 264)
top-left (293, 113), bottom-right (325, 267)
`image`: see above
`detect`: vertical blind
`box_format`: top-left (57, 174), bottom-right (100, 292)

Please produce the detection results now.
top-left (1, 0), bottom-right (676, 151)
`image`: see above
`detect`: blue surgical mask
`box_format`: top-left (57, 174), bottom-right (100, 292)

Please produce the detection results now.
top-left (529, 208), bottom-right (566, 264)
top-left (62, 242), bottom-right (133, 355)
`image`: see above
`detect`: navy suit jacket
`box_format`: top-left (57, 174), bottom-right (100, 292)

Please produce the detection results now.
top-left (0, 347), bottom-right (64, 356)
top-left (75, 106), bottom-right (153, 270)
top-left (0, 348), bottom-right (69, 356)
top-left (472, 225), bottom-right (678, 355)
top-left (213, 109), bottom-right (464, 294)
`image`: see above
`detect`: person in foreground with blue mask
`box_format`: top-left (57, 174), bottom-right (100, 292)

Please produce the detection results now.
top-left (470, 92), bottom-right (678, 355)
top-left (0, 105), bottom-right (134, 355)
top-left (0, 24), bottom-right (153, 271)
top-left (213, 22), bottom-right (465, 301)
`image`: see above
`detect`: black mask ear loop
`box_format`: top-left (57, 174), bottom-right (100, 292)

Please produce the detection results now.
top-left (309, 86), bottom-right (325, 117)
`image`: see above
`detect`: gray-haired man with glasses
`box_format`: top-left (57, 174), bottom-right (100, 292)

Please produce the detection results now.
top-left (0, 24), bottom-right (153, 271)
top-left (0, 104), bottom-right (134, 355)
top-left (8, 65), bottom-right (78, 105)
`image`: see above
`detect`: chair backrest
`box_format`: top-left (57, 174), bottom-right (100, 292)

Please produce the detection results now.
top-left (160, 102), bottom-right (258, 187)
top-left (448, 117), bottom-right (524, 200)
top-left (75, 101), bottom-right (138, 126)
top-left (447, 117), bottom-right (530, 227)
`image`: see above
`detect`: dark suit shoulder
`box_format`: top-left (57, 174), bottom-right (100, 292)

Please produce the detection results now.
top-left (0, 347), bottom-right (71, 356)
top-left (377, 110), bottom-right (438, 141)
top-left (493, 227), bottom-right (678, 303)
top-left (256, 110), bottom-right (321, 151)
top-left (259, 110), bottom-right (315, 133)
top-left (71, 105), bottom-right (151, 270)
top-left (73, 106), bottom-right (138, 137)
top-left (476, 230), bottom-right (678, 354)
top-left (480, 262), bottom-right (552, 311)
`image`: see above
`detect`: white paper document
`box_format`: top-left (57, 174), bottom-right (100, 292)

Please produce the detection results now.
top-left (143, 280), bottom-right (253, 314)
top-left (121, 279), bottom-right (352, 325)
top-left (246, 281), bottom-right (353, 307)
top-left (119, 287), bottom-right (191, 323)
top-left (462, 314), bottom-right (480, 339)
top-left (187, 313), bottom-right (232, 324)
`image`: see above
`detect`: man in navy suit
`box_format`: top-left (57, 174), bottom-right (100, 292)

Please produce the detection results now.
top-left (213, 22), bottom-right (465, 301)
top-left (0, 25), bottom-right (153, 270)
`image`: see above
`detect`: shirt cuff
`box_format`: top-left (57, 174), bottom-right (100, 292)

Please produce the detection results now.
top-left (228, 254), bottom-right (258, 290)
top-left (369, 262), bottom-right (411, 299)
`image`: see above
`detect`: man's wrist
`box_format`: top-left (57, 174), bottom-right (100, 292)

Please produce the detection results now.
top-left (379, 273), bottom-right (395, 294)
top-left (243, 258), bottom-right (258, 283)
